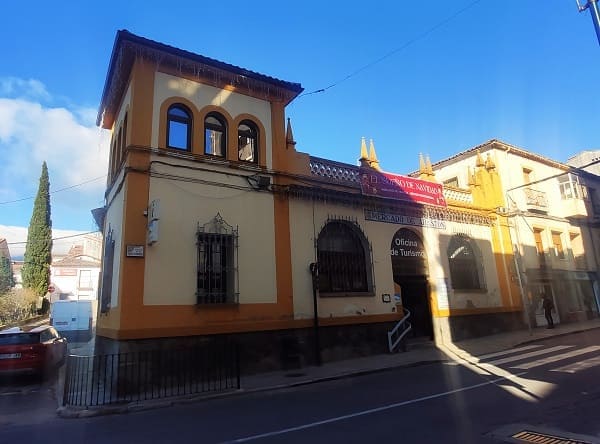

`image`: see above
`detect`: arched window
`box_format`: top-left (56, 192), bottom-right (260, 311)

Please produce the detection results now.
top-left (238, 120), bottom-right (258, 163)
top-left (447, 235), bottom-right (485, 290)
top-left (166, 104), bottom-right (192, 150)
top-left (204, 112), bottom-right (227, 157)
top-left (317, 221), bottom-right (371, 294)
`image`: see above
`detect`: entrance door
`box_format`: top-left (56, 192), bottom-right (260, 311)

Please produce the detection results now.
top-left (390, 229), bottom-right (433, 339)
top-left (396, 276), bottom-right (433, 338)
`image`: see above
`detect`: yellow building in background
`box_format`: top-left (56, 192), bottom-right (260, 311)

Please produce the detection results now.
top-left (429, 139), bottom-right (600, 329)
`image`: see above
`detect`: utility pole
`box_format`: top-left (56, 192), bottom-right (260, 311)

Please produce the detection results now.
top-left (577, 0), bottom-right (600, 46)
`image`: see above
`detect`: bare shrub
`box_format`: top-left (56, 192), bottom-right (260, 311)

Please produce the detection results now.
top-left (0, 288), bottom-right (39, 326)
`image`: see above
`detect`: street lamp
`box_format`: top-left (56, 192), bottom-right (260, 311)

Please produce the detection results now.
top-left (309, 262), bottom-right (322, 366)
top-left (577, 0), bottom-right (600, 46)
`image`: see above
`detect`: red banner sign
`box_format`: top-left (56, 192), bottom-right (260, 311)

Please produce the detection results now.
top-left (359, 168), bottom-right (447, 207)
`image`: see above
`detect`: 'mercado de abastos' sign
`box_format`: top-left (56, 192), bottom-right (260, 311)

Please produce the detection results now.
top-left (359, 168), bottom-right (447, 207)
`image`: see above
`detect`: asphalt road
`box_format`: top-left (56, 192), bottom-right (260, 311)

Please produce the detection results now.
top-left (1, 329), bottom-right (600, 443)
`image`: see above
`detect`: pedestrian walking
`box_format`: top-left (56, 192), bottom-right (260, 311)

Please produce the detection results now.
top-left (542, 294), bottom-right (555, 329)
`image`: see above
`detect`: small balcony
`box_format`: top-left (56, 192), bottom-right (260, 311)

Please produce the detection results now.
top-left (559, 198), bottom-right (588, 218)
top-left (523, 187), bottom-right (548, 212)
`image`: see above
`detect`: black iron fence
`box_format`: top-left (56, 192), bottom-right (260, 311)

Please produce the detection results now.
top-left (63, 342), bottom-right (240, 407)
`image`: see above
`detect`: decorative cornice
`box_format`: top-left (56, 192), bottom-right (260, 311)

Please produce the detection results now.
top-left (98, 30), bottom-right (304, 128)
top-left (284, 184), bottom-right (492, 226)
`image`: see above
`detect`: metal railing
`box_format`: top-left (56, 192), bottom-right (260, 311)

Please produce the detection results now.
top-left (387, 308), bottom-right (412, 353)
top-left (63, 341), bottom-right (240, 407)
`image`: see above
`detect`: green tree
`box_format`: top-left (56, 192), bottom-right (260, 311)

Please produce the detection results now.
top-left (21, 162), bottom-right (53, 297)
top-left (0, 256), bottom-right (14, 294)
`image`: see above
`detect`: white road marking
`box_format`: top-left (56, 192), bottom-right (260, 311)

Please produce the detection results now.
top-left (485, 345), bottom-right (572, 366)
top-left (512, 346), bottom-right (600, 370)
top-left (551, 354), bottom-right (600, 374)
top-left (225, 371), bottom-right (527, 443)
top-left (440, 343), bottom-right (557, 402)
top-left (474, 345), bottom-right (542, 361)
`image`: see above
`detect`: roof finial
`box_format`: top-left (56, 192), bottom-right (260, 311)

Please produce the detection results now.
top-left (476, 149), bottom-right (484, 167)
top-left (359, 137), bottom-right (368, 160)
top-left (426, 155), bottom-right (434, 175)
top-left (368, 139), bottom-right (381, 171)
top-left (485, 152), bottom-right (496, 170)
top-left (419, 153), bottom-right (426, 173)
top-left (285, 118), bottom-right (296, 149)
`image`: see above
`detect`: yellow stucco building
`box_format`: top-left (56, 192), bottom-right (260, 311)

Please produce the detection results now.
top-left (94, 31), bottom-right (597, 370)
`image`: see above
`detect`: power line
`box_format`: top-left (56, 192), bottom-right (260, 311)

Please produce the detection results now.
top-left (5, 231), bottom-right (100, 246)
top-left (0, 175), bottom-right (106, 205)
top-left (298, 0), bottom-right (485, 98)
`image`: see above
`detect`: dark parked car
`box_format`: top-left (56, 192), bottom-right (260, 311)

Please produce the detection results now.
top-left (0, 325), bottom-right (67, 376)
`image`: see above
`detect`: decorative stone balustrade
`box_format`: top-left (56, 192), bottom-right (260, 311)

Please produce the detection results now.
top-left (443, 187), bottom-right (473, 204)
top-left (309, 157), bottom-right (360, 185)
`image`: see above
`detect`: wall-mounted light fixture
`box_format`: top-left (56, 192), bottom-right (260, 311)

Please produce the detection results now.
top-left (247, 175), bottom-right (271, 190)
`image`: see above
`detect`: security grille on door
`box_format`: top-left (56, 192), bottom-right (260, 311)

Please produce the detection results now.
top-left (196, 214), bottom-right (239, 305)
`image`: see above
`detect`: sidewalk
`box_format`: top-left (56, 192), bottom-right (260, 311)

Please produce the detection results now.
top-left (241, 318), bottom-right (600, 393)
top-left (57, 318), bottom-right (600, 418)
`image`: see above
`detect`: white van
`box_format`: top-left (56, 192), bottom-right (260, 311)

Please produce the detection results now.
top-left (49, 300), bottom-right (93, 342)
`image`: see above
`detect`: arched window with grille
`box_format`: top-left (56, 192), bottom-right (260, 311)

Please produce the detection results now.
top-left (237, 120), bottom-right (258, 163)
top-left (317, 221), bottom-right (372, 295)
top-left (447, 235), bottom-right (486, 290)
top-left (204, 112), bottom-right (227, 157)
top-left (166, 104), bottom-right (192, 150)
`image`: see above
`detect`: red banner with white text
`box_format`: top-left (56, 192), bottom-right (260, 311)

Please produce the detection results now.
top-left (359, 168), bottom-right (447, 207)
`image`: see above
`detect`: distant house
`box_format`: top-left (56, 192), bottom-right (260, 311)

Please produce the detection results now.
top-left (11, 261), bottom-right (23, 289)
top-left (49, 234), bottom-right (102, 302)
top-left (568, 150), bottom-right (600, 176)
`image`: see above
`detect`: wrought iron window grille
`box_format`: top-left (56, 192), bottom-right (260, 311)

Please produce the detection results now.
top-left (196, 213), bottom-right (239, 305)
top-left (447, 235), bottom-right (486, 291)
top-left (316, 217), bottom-right (374, 295)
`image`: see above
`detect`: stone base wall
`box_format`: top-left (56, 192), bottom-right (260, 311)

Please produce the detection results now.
top-left (435, 311), bottom-right (526, 344)
top-left (94, 321), bottom-right (396, 375)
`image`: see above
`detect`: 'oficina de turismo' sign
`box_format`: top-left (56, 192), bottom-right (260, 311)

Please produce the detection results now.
top-left (359, 168), bottom-right (447, 207)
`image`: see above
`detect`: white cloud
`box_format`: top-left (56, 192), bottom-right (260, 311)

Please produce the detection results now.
top-left (0, 88), bottom-right (110, 205)
top-left (0, 77), bottom-right (51, 102)
top-left (0, 225), bottom-right (94, 260)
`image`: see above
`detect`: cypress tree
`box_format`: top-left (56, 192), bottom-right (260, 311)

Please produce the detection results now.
top-left (22, 162), bottom-right (53, 297)
top-left (0, 256), bottom-right (14, 294)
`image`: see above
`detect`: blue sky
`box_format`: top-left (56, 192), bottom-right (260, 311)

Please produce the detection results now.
top-left (1, 0), bottom-right (599, 255)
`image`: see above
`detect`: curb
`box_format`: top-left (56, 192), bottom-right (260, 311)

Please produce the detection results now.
top-left (55, 324), bottom-right (599, 419)
top-left (243, 358), bottom-right (447, 393)
top-left (514, 324), bottom-right (600, 347)
top-left (56, 358), bottom-right (445, 419)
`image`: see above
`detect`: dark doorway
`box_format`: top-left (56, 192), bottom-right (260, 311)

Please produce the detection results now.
top-left (390, 228), bottom-right (433, 339)
top-left (395, 276), bottom-right (433, 339)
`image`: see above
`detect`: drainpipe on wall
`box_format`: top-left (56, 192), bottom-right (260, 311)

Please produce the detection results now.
top-left (506, 191), bottom-right (533, 335)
